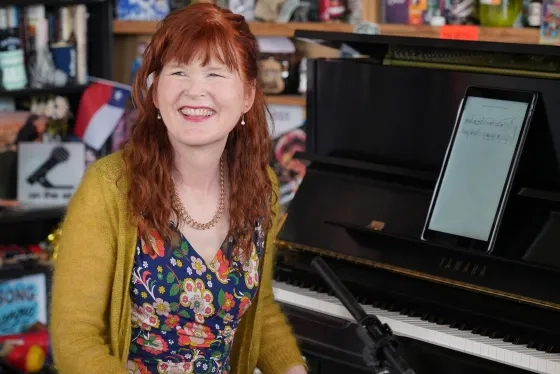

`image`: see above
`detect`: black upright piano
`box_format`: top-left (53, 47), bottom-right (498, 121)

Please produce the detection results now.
top-left (273, 31), bottom-right (560, 374)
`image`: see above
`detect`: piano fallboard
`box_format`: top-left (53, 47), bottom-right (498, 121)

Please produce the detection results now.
top-left (277, 166), bottom-right (560, 311)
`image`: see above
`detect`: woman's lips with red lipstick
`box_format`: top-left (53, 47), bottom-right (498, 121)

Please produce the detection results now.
top-left (179, 106), bottom-right (216, 122)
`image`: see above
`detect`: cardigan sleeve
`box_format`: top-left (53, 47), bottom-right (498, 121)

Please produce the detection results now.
top-left (256, 171), bottom-right (307, 374)
top-left (50, 164), bottom-right (128, 374)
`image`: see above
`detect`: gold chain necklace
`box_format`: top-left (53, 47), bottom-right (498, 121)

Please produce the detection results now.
top-left (172, 156), bottom-right (225, 230)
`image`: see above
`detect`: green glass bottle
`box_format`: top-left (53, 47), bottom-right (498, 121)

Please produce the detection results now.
top-left (479, 0), bottom-right (523, 26)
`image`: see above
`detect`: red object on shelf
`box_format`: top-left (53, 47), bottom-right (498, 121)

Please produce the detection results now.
top-left (0, 331), bottom-right (49, 372)
top-left (28, 245), bottom-right (42, 254)
top-left (439, 25), bottom-right (480, 41)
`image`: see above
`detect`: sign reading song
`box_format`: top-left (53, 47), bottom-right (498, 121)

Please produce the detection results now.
top-left (0, 273), bottom-right (48, 335)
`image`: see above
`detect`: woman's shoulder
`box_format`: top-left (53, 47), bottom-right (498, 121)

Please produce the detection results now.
top-left (90, 151), bottom-right (125, 177)
top-left (77, 151), bottom-right (129, 202)
top-left (87, 151), bottom-right (127, 186)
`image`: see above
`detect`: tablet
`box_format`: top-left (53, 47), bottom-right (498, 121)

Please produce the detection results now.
top-left (421, 86), bottom-right (538, 253)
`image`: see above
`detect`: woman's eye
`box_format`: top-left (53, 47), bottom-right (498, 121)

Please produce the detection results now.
top-left (209, 73), bottom-right (224, 78)
top-left (172, 71), bottom-right (185, 76)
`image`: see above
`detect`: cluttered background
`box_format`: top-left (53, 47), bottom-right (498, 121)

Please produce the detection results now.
top-left (0, 0), bottom-right (556, 371)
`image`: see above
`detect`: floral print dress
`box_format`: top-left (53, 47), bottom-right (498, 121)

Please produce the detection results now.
top-left (127, 221), bottom-right (264, 374)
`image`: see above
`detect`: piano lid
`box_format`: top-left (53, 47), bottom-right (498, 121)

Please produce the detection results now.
top-left (293, 29), bottom-right (560, 59)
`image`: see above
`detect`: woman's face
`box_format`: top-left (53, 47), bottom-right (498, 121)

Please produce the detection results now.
top-left (154, 55), bottom-right (255, 149)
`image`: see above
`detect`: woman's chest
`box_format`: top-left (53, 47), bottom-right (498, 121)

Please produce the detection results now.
top-left (131, 227), bottom-right (263, 325)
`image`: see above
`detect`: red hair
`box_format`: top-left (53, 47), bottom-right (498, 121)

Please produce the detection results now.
top-left (122, 3), bottom-right (274, 256)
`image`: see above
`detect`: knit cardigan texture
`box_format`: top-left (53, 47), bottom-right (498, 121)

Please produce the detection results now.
top-left (49, 152), bottom-right (305, 374)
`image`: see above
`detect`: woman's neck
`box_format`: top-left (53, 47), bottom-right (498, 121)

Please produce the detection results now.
top-left (171, 140), bottom-right (225, 197)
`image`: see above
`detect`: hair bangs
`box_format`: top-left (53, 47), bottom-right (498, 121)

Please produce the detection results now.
top-left (161, 23), bottom-right (240, 73)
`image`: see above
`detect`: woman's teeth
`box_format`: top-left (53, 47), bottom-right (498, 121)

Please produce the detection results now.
top-left (180, 108), bottom-right (214, 116)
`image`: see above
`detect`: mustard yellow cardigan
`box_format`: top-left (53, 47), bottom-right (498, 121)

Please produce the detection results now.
top-left (50, 152), bottom-right (305, 374)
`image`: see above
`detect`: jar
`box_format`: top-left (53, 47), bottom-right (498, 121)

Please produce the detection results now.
top-left (479, 0), bottom-right (523, 27)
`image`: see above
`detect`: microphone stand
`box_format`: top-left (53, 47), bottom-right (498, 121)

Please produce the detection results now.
top-left (311, 256), bottom-right (416, 374)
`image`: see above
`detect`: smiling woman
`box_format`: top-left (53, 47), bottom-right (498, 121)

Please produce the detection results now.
top-left (49, 3), bottom-right (307, 374)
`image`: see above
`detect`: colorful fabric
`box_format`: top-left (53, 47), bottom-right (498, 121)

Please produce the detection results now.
top-left (127, 222), bottom-right (264, 374)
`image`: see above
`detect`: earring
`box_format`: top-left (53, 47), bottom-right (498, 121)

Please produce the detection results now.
top-left (157, 112), bottom-right (161, 119)
top-left (241, 115), bottom-right (245, 126)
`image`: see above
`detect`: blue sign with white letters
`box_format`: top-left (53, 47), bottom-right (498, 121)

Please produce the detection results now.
top-left (0, 273), bottom-right (47, 335)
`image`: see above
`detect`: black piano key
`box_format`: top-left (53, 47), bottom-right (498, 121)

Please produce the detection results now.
top-left (545, 345), bottom-right (559, 353)
top-left (527, 340), bottom-right (538, 349)
top-left (489, 331), bottom-right (505, 339)
top-left (356, 296), bottom-right (369, 304)
top-left (471, 327), bottom-right (490, 337)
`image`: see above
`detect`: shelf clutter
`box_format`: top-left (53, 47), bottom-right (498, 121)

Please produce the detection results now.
top-left (113, 20), bottom-right (541, 45)
top-left (112, 19), bottom-right (541, 109)
top-left (0, 1), bottom-right (114, 371)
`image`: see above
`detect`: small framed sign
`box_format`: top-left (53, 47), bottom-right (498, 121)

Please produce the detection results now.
top-left (0, 271), bottom-right (48, 335)
top-left (17, 142), bottom-right (85, 206)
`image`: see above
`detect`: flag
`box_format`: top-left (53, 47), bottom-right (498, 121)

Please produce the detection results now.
top-left (74, 81), bottom-right (131, 150)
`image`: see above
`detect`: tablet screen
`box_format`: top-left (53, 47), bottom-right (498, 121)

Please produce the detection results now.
top-left (427, 96), bottom-right (529, 242)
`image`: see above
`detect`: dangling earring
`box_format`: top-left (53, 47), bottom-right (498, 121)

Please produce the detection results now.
top-left (241, 115), bottom-right (245, 126)
top-left (157, 112), bottom-right (161, 119)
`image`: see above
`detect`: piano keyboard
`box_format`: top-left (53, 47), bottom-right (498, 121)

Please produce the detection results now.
top-left (273, 281), bottom-right (560, 374)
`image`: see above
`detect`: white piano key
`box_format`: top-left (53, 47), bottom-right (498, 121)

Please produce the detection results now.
top-left (273, 281), bottom-right (560, 374)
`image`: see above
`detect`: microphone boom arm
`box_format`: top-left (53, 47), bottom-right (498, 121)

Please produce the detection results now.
top-left (311, 256), bottom-right (415, 374)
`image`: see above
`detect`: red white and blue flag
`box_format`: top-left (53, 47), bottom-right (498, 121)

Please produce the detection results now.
top-left (74, 80), bottom-right (131, 150)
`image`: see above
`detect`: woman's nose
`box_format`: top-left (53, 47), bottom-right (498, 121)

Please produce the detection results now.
top-left (183, 77), bottom-right (207, 98)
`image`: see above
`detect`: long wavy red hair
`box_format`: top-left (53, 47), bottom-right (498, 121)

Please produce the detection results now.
top-left (121, 3), bottom-right (274, 257)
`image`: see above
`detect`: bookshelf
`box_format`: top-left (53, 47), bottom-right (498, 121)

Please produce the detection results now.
top-left (1, 0), bottom-right (114, 238)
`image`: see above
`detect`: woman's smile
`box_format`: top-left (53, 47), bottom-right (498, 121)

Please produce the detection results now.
top-left (178, 106), bottom-right (217, 123)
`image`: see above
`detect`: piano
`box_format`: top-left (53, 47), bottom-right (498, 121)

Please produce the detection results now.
top-left (271, 31), bottom-right (560, 374)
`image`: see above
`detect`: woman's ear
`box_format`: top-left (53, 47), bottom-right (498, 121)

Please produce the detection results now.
top-left (153, 91), bottom-right (159, 109)
top-left (243, 82), bottom-right (256, 113)
top-left (148, 72), bottom-right (159, 109)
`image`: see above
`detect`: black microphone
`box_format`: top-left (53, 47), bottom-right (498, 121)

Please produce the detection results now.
top-left (27, 146), bottom-right (70, 188)
top-left (311, 256), bottom-right (415, 374)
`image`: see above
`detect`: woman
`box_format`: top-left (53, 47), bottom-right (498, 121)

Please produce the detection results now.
top-left (49, 4), bottom-right (307, 374)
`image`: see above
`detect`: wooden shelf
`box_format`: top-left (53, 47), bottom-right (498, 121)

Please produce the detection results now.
top-left (379, 24), bottom-right (540, 44)
top-left (265, 95), bottom-right (305, 106)
top-left (113, 20), bottom-right (540, 44)
top-left (113, 20), bottom-right (353, 36)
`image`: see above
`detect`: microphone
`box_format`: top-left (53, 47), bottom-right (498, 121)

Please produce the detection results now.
top-left (311, 256), bottom-right (415, 374)
top-left (26, 146), bottom-right (72, 188)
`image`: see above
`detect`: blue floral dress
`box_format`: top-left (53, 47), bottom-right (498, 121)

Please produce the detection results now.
top-left (127, 221), bottom-right (264, 374)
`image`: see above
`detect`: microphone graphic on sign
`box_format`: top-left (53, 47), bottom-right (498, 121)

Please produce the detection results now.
top-left (26, 146), bottom-right (73, 189)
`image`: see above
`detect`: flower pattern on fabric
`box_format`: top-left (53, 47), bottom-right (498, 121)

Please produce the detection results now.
top-left (128, 222), bottom-right (264, 374)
